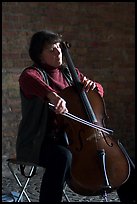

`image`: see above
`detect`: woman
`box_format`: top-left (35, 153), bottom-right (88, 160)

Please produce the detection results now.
top-left (16, 29), bottom-right (134, 202)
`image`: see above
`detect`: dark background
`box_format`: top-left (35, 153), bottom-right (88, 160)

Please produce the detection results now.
top-left (2, 2), bottom-right (135, 159)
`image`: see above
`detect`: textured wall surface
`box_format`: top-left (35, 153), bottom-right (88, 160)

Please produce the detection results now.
top-left (2, 2), bottom-right (135, 159)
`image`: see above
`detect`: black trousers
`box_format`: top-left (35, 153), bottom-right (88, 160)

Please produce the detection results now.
top-left (39, 133), bottom-right (72, 202)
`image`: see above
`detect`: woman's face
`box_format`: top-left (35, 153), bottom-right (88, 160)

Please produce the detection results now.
top-left (40, 42), bottom-right (63, 67)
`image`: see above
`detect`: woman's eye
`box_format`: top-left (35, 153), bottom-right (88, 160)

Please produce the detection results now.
top-left (49, 48), bottom-right (54, 52)
top-left (49, 47), bottom-right (54, 52)
top-left (48, 43), bottom-right (60, 52)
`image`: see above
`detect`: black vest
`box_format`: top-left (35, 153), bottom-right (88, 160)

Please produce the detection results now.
top-left (16, 65), bottom-right (73, 164)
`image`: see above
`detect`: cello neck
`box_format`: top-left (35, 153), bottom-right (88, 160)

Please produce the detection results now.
top-left (60, 41), bottom-right (97, 123)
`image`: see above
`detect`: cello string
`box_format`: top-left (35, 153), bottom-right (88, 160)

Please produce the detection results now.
top-left (48, 103), bottom-right (113, 135)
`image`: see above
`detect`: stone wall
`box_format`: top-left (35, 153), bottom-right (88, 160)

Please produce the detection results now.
top-left (2, 2), bottom-right (135, 159)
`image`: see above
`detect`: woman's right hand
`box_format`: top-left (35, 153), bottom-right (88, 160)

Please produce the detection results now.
top-left (47, 92), bottom-right (68, 114)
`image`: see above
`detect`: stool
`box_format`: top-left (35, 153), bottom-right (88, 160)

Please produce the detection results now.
top-left (7, 158), bottom-right (70, 202)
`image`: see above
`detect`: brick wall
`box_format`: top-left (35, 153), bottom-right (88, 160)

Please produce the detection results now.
top-left (2, 2), bottom-right (135, 159)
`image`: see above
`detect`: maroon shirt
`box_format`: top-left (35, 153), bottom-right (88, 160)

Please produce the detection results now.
top-left (19, 64), bottom-right (85, 100)
top-left (19, 64), bottom-right (104, 137)
top-left (19, 64), bottom-right (86, 137)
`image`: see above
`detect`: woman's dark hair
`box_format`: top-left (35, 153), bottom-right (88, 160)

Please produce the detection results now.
top-left (29, 30), bottom-right (62, 65)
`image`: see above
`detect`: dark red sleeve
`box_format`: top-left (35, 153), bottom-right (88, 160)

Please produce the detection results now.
top-left (19, 68), bottom-right (56, 100)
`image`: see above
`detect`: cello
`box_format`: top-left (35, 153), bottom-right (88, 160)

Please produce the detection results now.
top-left (51, 42), bottom-right (131, 198)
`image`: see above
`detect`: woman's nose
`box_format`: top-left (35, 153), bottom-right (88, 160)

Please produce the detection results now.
top-left (54, 48), bottom-right (61, 56)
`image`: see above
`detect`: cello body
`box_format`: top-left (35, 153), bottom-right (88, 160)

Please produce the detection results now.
top-left (59, 85), bottom-right (130, 196)
top-left (58, 41), bottom-right (130, 196)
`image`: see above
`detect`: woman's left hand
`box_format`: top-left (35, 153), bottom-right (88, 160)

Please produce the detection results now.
top-left (82, 76), bottom-right (104, 97)
top-left (82, 76), bottom-right (96, 93)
